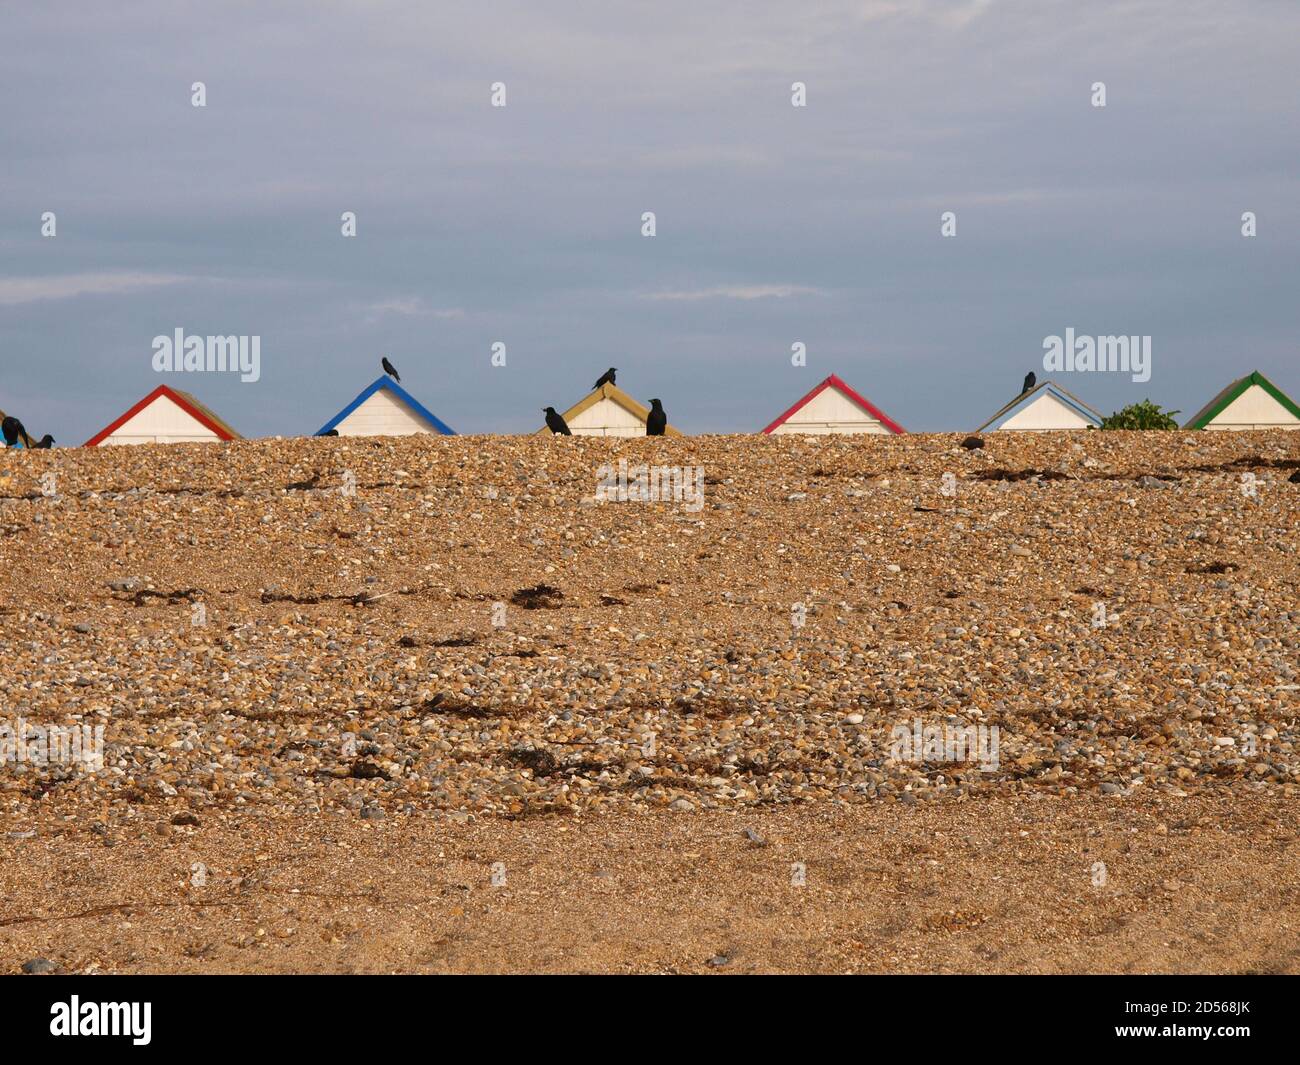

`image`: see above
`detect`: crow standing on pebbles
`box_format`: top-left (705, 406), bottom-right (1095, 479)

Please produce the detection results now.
top-left (592, 367), bottom-right (616, 389)
top-left (1022, 371), bottom-right (1036, 394)
top-left (646, 398), bottom-right (667, 436)
top-left (543, 407), bottom-right (572, 435)
top-left (35, 435), bottom-right (54, 448)
top-left (2, 416), bottom-right (28, 448)
top-left (382, 357), bottom-right (401, 382)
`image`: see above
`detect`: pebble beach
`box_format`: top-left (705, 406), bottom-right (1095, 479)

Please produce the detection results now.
top-left (1, 429), bottom-right (1297, 973)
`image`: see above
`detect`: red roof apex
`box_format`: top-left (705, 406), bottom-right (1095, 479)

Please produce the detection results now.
top-left (83, 384), bottom-right (241, 446)
top-left (760, 373), bottom-right (905, 434)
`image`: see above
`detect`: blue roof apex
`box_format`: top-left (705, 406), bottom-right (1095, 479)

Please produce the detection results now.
top-left (316, 377), bottom-right (456, 436)
top-left (975, 380), bottom-right (1102, 432)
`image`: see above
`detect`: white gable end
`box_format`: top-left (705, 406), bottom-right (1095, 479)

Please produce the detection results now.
top-left (771, 386), bottom-right (890, 435)
top-left (568, 396), bottom-right (646, 436)
top-left (996, 392), bottom-right (1094, 431)
top-left (334, 389), bottom-right (436, 436)
top-left (101, 394), bottom-right (222, 445)
top-left (1204, 385), bottom-right (1300, 430)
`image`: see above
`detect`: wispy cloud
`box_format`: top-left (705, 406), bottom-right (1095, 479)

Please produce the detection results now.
top-left (0, 272), bottom-right (196, 306)
top-left (363, 297), bottom-right (465, 319)
top-left (903, 188), bottom-right (1071, 209)
top-left (857, 0), bottom-right (996, 29)
top-left (641, 284), bottom-right (826, 302)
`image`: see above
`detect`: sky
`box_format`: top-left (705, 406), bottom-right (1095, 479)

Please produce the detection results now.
top-left (2, 0), bottom-right (1298, 441)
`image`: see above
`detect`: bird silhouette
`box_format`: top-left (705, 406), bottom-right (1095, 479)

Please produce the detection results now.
top-left (543, 407), bottom-right (572, 435)
top-left (646, 398), bottom-right (667, 436)
top-left (35, 435), bottom-right (54, 449)
top-left (593, 367), bottom-right (617, 390)
top-left (1022, 371), bottom-right (1036, 394)
top-left (382, 357), bottom-right (401, 383)
top-left (320, 429), bottom-right (340, 437)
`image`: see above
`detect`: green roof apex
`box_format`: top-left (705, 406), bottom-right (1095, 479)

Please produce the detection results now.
top-left (1183, 370), bottom-right (1300, 429)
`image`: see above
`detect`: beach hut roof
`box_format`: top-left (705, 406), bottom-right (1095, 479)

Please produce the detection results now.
top-left (973, 380), bottom-right (1102, 433)
top-left (534, 382), bottom-right (683, 436)
top-left (761, 374), bottom-right (905, 435)
top-left (1183, 370), bottom-right (1300, 430)
top-left (83, 384), bottom-right (242, 446)
top-left (316, 377), bottom-right (456, 436)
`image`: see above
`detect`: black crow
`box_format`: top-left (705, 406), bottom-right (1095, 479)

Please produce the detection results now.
top-left (321, 429), bottom-right (340, 437)
top-left (382, 357), bottom-right (401, 382)
top-left (543, 407), bottom-right (572, 435)
top-left (593, 367), bottom-right (617, 389)
top-left (1021, 371), bottom-right (1036, 394)
top-left (2, 416), bottom-right (25, 447)
top-left (646, 398), bottom-right (667, 436)
top-left (35, 435), bottom-right (54, 449)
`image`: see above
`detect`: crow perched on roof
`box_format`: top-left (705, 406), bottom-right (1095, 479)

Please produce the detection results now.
top-left (593, 367), bottom-right (616, 389)
top-left (35, 435), bottom-right (54, 449)
top-left (646, 398), bottom-right (667, 436)
top-left (543, 407), bottom-right (572, 435)
top-left (2, 416), bottom-right (26, 447)
top-left (1022, 371), bottom-right (1036, 394)
top-left (382, 357), bottom-right (401, 382)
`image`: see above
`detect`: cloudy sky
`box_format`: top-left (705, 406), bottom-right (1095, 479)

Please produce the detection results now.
top-left (3, 1), bottom-right (1297, 440)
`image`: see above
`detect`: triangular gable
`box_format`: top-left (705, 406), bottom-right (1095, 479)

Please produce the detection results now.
top-left (973, 380), bottom-right (1101, 433)
top-left (1183, 371), bottom-right (1300, 429)
top-left (761, 374), bottom-right (905, 435)
top-left (316, 378), bottom-right (456, 436)
top-left (83, 384), bottom-right (242, 446)
top-left (534, 383), bottom-right (683, 436)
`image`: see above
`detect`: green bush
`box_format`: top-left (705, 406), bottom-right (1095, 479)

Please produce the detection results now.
top-left (1097, 400), bottom-right (1181, 430)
